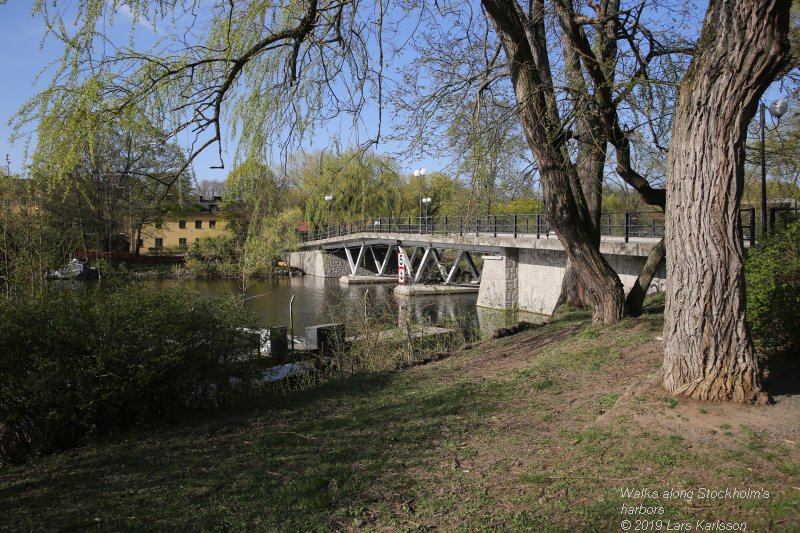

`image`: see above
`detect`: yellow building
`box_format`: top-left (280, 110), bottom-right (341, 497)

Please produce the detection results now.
top-left (140, 196), bottom-right (231, 254)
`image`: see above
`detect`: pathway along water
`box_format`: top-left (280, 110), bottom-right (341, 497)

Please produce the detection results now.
top-left (138, 276), bottom-right (545, 337)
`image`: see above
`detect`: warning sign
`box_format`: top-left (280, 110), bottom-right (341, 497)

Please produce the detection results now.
top-left (398, 246), bottom-right (406, 284)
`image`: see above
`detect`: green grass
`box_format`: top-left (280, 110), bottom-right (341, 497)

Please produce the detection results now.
top-left (2, 300), bottom-right (798, 532)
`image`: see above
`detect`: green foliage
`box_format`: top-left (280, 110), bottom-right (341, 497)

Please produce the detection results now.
top-left (184, 235), bottom-right (239, 277)
top-left (746, 222), bottom-right (800, 372)
top-left (0, 284), bottom-right (259, 463)
top-left (29, 108), bottom-right (192, 254)
top-left (240, 206), bottom-right (301, 280)
top-left (222, 159), bottom-right (282, 242)
top-left (0, 176), bottom-right (71, 299)
top-left (495, 196), bottom-right (544, 214)
top-left (294, 150), bottom-right (405, 226)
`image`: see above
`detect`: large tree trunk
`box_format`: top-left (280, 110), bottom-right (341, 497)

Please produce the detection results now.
top-left (483, 0), bottom-right (624, 323)
top-left (554, 119), bottom-right (606, 311)
top-left (663, 0), bottom-right (790, 402)
top-left (554, 144), bottom-right (604, 312)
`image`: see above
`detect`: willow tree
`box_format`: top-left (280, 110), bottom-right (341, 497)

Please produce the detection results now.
top-left (663, 0), bottom-right (791, 403)
top-left (13, 1), bottom-right (387, 182)
top-left (394, 1), bottom-right (692, 319)
top-left (472, 0), bottom-right (690, 322)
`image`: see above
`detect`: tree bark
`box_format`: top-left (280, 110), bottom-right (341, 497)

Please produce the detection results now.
top-left (663, 0), bottom-right (790, 402)
top-left (626, 238), bottom-right (665, 317)
top-left (483, 0), bottom-right (624, 323)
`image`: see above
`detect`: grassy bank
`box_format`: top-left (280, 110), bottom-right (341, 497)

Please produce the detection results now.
top-left (2, 303), bottom-right (798, 531)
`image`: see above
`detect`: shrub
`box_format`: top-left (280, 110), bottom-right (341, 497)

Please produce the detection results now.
top-left (184, 235), bottom-right (239, 276)
top-left (0, 284), bottom-right (259, 463)
top-left (746, 222), bottom-right (800, 377)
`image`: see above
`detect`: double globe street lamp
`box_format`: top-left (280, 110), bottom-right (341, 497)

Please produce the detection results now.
top-left (422, 196), bottom-right (432, 233)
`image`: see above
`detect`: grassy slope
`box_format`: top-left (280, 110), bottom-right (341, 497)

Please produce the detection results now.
top-left (2, 306), bottom-right (798, 532)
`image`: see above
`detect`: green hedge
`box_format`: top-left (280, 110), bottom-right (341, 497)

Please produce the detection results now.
top-left (0, 284), bottom-right (259, 463)
top-left (746, 222), bottom-right (800, 376)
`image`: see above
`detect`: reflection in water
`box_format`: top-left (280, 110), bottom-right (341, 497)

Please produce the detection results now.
top-left (138, 277), bottom-right (546, 337)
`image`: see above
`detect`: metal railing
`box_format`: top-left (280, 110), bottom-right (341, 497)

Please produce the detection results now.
top-left (302, 209), bottom-right (767, 246)
top-left (302, 211), bottom-right (672, 244)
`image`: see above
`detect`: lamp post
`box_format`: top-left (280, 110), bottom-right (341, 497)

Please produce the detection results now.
top-left (761, 98), bottom-right (788, 236)
top-left (324, 195), bottom-right (333, 237)
top-left (422, 197), bottom-right (432, 233)
top-left (413, 167), bottom-right (426, 232)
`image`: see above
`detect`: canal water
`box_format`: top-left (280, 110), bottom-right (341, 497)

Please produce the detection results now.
top-left (138, 276), bottom-right (546, 337)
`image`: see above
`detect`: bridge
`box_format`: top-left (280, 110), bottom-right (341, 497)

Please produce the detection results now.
top-left (288, 211), bottom-right (754, 315)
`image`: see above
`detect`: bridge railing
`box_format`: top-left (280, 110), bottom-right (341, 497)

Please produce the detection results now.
top-left (302, 208), bottom-right (761, 246)
top-left (305, 211), bottom-right (673, 243)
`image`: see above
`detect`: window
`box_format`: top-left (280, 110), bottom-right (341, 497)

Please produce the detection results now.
top-left (209, 220), bottom-right (216, 229)
top-left (195, 238), bottom-right (200, 243)
top-left (179, 238), bottom-right (187, 249)
top-left (195, 220), bottom-right (202, 229)
top-left (179, 220), bottom-right (186, 229)
top-left (154, 238), bottom-right (163, 248)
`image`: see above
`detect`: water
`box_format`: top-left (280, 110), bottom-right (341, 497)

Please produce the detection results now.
top-left (137, 276), bottom-right (546, 336)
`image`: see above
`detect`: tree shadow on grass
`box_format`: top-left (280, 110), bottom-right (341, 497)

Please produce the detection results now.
top-left (1, 369), bottom-right (497, 531)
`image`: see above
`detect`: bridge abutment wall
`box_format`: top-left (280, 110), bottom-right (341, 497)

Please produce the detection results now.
top-left (478, 247), bottom-right (665, 315)
top-left (288, 250), bottom-right (365, 278)
top-left (288, 249), bottom-right (383, 278)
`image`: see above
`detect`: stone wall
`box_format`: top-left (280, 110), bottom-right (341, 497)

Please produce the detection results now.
top-left (288, 248), bottom-right (387, 278)
top-left (288, 250), bottom-right (326, 277)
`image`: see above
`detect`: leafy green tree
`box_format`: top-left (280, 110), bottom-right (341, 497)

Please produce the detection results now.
top-left (222, 160), bottom-right (283, 243)
top-left (30, 111), bottom-right (191, 255)
top-left (292, 150), bottom-right (404, 227)
top-left (0, 175), bottom-right (69, 299)
top-left (746, 222), bottom-right (800, 377)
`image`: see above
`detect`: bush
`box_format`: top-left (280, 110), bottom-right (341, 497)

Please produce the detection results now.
top-left (0, 284), bottom-right (260, 463)
top-left (746, 222), bottom-right (800, 376)
top-left (184, 235), bottom-right (239, 276)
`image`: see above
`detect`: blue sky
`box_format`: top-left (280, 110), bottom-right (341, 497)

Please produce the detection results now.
top-left (0, 2), bottom-right (56, 176)
top-left (0, 2), bottom-right (441, 181)
top-left (0, 1), bottom-right (791, 181)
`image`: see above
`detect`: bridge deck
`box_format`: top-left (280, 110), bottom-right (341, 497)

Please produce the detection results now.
top-left (299, 231), bottom-right (662, 257)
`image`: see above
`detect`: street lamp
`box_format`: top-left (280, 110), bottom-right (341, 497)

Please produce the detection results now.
top-left (422, 197), bottom-right (432, 233)
top-left (414, 167), bottom-right (426, 231)
top-left (324, 195), bottom-right (333, 237)
top-left (760, 98), bottom-right (788, 236)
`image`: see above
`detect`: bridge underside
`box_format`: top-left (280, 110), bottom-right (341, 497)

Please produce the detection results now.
top-left (288, 234), bottom-right (665, 315)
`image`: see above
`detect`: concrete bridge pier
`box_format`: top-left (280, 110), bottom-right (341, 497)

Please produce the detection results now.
top-left (476, 248), bottom-right (518, 310)
top-left (477, 245), bottom-right (665, 316)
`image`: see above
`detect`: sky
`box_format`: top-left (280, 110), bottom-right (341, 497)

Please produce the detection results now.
top-left (0, 1), bottom-right (792, 182)
top-left (0, 2), bottom-right (56, 176)
top-left (0, 2), bottom-right (442, 182)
